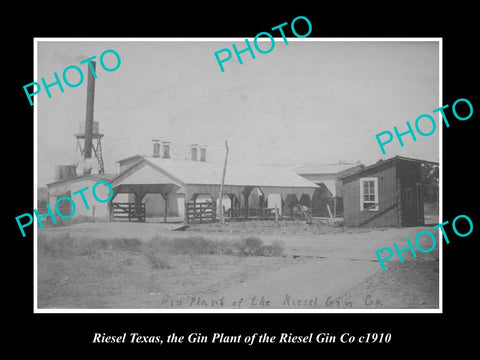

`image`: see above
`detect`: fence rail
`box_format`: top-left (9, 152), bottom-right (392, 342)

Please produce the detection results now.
top-left (111, 202), bottom-right (146, 222)
top-left (228, 207), bottom-right (277, 219)
top-left (185, 201), bottom-right (216, 223)
top-left (312, 196), bottom-right (343, 218)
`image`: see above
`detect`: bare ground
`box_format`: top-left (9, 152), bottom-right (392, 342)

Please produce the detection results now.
top-left (37, 219), bottom-right (440, 310)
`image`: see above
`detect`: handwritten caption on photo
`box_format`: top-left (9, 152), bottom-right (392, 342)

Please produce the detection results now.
top-left (153, 293), bottom-right (383, 309)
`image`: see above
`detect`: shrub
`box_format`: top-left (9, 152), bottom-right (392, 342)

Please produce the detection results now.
top-left (44, 215), bottom-right (95, 228)
top-left (38, 232), bottom-right (284, 260)
top-left (213, 240), bottom-right (237, 255)
top-left (38, 233), bottom-right (77, 257)
top-left (235, 237), bottom-right (263, 256)
top-left (76, 238), bottom-right (110, 256)
top-left (144, 251), bottom-right (171, 270)
top-left (234, 237), bottom-right (284, 257)
top-left (262, 241), bottom-right (284, 257)
top-left (143, 242), bottom-right (171, 270)
top-left (164, 236), bottom-right (284, 257)
top-left (110, 238), bottom-right (142, 253)
top-left (170, 236), bottom-right (217, 255)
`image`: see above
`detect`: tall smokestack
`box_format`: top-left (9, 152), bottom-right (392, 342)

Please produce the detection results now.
top-left (83, 60), bottom-right (96, 174)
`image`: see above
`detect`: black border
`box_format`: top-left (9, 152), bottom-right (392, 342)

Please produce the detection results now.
top-left (8, 6), bottom-right (478, 355)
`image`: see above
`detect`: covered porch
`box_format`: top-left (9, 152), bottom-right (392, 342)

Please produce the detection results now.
top-left (110, 183), bottom-right (180, 222)
top-left (108, 157), bottom-right (319, 224)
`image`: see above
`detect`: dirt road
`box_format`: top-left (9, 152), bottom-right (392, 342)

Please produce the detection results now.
top-left (38, 221), bottom-right (440, 310)
top-left (214, 257), bottom-right (380, 309)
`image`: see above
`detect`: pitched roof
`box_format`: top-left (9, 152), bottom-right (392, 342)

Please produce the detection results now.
top-left (338, 155), bottom-right (439, 180)
top-left (291, 163), bottom-right (364, 175)
top-left (116, 154), bottom-right (145, 164)
top-left (46, 173), bottom-right (117, 188)
top-left (141, 157), bottom-right (318, 188)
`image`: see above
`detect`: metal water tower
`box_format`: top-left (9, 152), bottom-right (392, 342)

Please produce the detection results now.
top-left (75, 121), bottom-right (105, 174)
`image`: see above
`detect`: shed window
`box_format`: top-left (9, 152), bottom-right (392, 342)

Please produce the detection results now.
top-left (360, 177), bottom-right (378, 211)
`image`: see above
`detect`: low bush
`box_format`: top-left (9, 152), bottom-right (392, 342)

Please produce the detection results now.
top-left (110, 238), bottom-right (143, 253)
top-left (234, 237), bottom-right (284, 257)
top-left (38, 233), bottom-right (77, 257)
top-left (261, 241), bottom-right (284, 257)
top-left (42, 215), bottom-right (95, 228)
top-left (38, 234), bottom-right (143, 257)
top-left (76, 238), bottom-right (110, 256)
top-left (38, 233), bottom-right (284, 261)
top-left (143, 244), bottom-right (171, 270)
top-left (235, 237), bottom-right (263, 256)
top-left (170, 236), bottom-right (217, 255)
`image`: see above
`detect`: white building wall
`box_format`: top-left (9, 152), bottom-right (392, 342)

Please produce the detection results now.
top-left (267, 194), bottom-right (282, 215)
top-left (48, 178), bottom-right (112, 220)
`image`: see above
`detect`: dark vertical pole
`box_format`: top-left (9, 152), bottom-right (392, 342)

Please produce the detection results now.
top-left (228, 194), bottom-right (234, 219)
top-left (134, 192), bottom-right (141, 218)
top-left (237, 195), bottom-right (240, 217)
top-left (219, 140), bottom-right (229, 225)
top-left (164, 193), bottom-right (168, 223)
top-left (184, 192), bottom-right (188, 224)
top-left (193, 194), bottom-right (197, 223)
top-left (396, 178), bottom-right (402, 227)
top-left (83, 61), bottom-right (95, 174)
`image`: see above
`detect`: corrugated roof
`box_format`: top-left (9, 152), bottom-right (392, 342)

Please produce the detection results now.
top-left (46, 173), bottom-right (116, 188)
top-left (117, 154), bottom-right (144, 164)
top-left (143, 157), bottom-right (318, 188)
top-left (338, 155), bottom-right (439, 180)
top-left (291, 163), bottom-right (363, 175)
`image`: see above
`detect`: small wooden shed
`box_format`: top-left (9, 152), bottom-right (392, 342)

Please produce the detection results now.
top-left (340, 156), bottom-right (437, 227)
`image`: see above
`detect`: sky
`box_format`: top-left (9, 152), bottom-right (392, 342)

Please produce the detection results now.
top-left (36, 39), bottom-right (440, 187)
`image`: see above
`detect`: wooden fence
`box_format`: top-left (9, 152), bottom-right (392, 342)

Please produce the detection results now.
top-left (228, 207), bottom-right (278, 219)
top-left (111, 202), bottom-right (146, 222)
top-left (185, 201), bottom-right (216, 223)
top-left (312, 196), bottom-right (343, 218)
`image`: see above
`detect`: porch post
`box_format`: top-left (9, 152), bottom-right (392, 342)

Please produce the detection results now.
top-left (164, 192), bottom-right (168, 223)
top-left (184, 189), bottom-right (189, 225)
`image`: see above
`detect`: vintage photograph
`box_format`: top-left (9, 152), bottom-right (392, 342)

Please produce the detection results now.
top-left (34, 39), bottom-right (440, 311)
